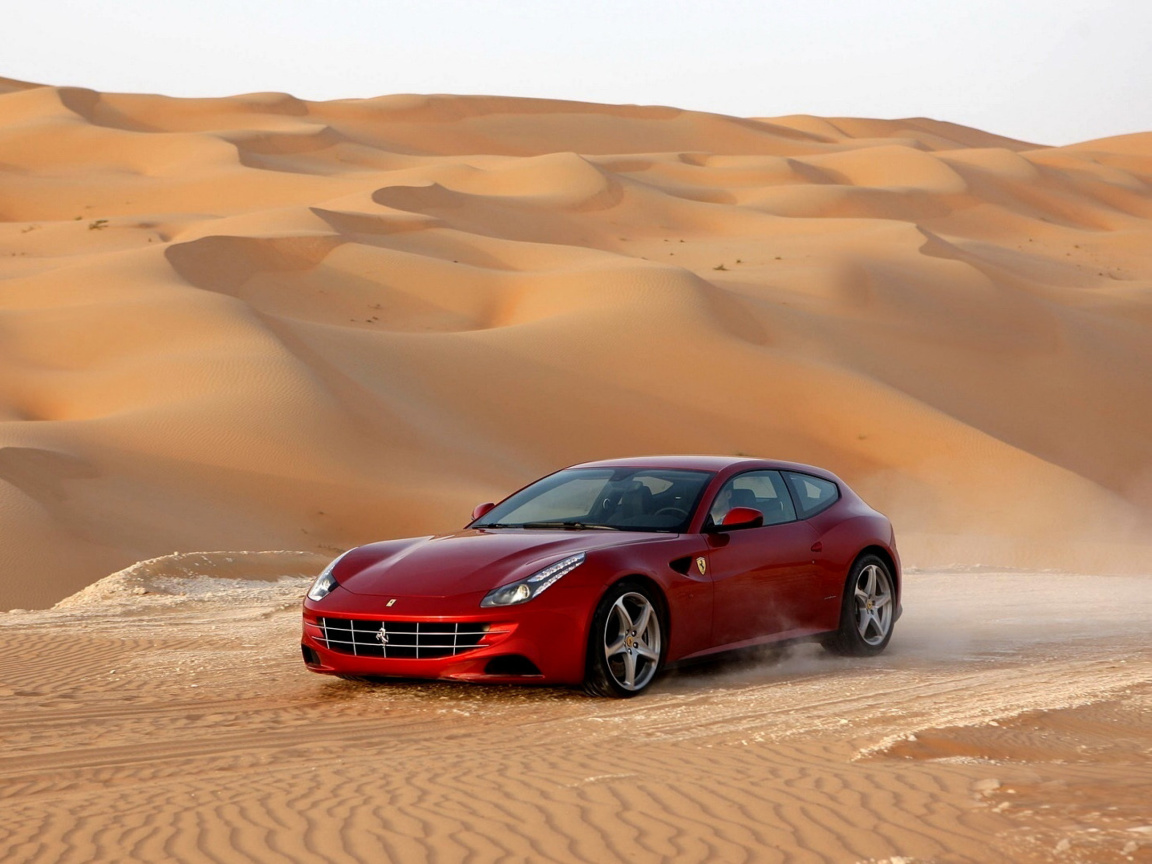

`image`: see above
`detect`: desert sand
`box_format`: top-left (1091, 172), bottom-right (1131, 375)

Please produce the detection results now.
top-left (1, 77), bottom-right (1151, 863)
top-left (1, 77), bottom-right (1151, 608)
top-left (0, 556), bottom-right (1149, 863)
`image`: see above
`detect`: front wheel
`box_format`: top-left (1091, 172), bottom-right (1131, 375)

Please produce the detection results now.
top-left (823, 555), bottom-right (896, 657)
top-left (584, 581), bottom-right (664, 697)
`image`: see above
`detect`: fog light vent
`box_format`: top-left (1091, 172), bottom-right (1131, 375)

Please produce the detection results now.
top-left (484, 655), bottom-right (542, 677)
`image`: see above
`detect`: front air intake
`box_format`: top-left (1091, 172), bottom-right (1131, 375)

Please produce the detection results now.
top-left (317, 617), bottom-right (490, 659)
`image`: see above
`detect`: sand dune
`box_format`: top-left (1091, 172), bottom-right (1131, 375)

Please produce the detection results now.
top-left (0, 561), bottom-right (1148, 863)
top-left (2, 79), bottom-right (1152, 607)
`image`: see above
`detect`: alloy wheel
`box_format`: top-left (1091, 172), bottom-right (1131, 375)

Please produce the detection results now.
top-left (853, 563), bottom-right (893, 646)
top-left (603, 592), bottom-right (661, 691)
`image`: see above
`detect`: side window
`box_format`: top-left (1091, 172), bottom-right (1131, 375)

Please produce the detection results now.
top-left (783, 472), bottom-right (840, 518)
top-left (709, 470), bottom-right (797, 526)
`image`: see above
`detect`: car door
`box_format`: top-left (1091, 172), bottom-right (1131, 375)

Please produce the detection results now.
top-left (706, 520), bottom-right (819, 647)
top-left (702, 470), bottom-right (820, 647)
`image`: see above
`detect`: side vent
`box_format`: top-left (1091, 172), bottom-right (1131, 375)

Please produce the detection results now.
top-left (669, 556), bottom-right (692, 575)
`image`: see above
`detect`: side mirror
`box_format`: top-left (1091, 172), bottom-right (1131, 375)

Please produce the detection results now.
top-left (715, 506), bottom-right (764, 531)
top-left (471, 502), bottom-right (496, 522)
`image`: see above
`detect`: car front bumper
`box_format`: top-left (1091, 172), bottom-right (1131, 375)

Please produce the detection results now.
top-left (301, 588), bottom-right (590, 685)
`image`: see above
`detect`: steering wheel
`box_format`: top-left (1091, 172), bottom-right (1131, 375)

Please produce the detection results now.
top-left (654, 507), bottom-right (689, 519)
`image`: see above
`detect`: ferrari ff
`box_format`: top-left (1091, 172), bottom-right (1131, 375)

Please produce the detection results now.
top-left (301, 456), bottom-right (901, 697)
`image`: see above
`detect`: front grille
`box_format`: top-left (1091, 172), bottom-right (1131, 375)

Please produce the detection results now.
top-left (317, 617), bottom-right (491, 659)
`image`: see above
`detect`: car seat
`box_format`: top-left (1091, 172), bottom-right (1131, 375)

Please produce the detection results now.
top-left (730, 488), bottom-right (758, 510)
top-left (616, 482), bottom-right (654, 520)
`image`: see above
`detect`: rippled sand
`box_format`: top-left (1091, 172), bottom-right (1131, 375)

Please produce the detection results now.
top-left (1, 559), bottom-right (1148, 863)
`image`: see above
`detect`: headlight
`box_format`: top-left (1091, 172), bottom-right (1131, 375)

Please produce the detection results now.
top-left (480, 552), bottom-right (586, 608)
top-left (307, 553), bottom-right (348, 601)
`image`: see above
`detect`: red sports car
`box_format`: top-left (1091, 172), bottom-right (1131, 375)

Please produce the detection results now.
top-left (301, 456), bottom-right (901, 697)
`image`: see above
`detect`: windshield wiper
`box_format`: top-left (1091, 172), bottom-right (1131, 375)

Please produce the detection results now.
top-left (519, 521), bottom-right (620, 531)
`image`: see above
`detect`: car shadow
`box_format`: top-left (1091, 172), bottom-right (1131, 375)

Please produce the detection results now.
top-left (307, 639), bottom-right (867, 705)
top-left (655, 640), bottom-right (872, 693)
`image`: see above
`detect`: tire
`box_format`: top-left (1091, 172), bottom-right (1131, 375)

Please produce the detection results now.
top-left (584, 580), bottom-right (665, 697)
top-left (823, 554), bottom-right (896, 657)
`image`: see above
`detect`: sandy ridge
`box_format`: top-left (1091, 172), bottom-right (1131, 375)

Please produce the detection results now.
top-left (2, 83), bottom-right (1152, 608)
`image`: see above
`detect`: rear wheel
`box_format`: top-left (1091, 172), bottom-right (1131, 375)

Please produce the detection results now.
top-left (823, 554), bottom-right (895, 656)
top-left (584, 581), bottom-right (664, 697)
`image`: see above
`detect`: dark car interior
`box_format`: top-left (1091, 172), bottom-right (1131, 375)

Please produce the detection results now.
top-left (472, 467), bottom-right (837, 534)
top-left (589, 475), bottom-right (703, 530)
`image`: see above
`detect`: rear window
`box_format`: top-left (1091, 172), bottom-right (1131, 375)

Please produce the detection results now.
top-left (783, 472), bottom-right (840, 518)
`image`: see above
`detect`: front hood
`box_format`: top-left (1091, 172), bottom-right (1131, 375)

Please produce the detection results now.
top-left (337, 529), bottom-right (672, 598)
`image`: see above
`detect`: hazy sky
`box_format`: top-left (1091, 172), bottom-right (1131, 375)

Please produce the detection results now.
top-left (5, 0), bottom-right (1150, 145)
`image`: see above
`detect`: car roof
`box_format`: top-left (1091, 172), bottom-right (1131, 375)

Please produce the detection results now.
top-left (570, 454), bottom-right (837, 478)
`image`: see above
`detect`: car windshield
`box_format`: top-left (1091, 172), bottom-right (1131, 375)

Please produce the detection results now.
top-left (472, 467), bottom-right (714, 533)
